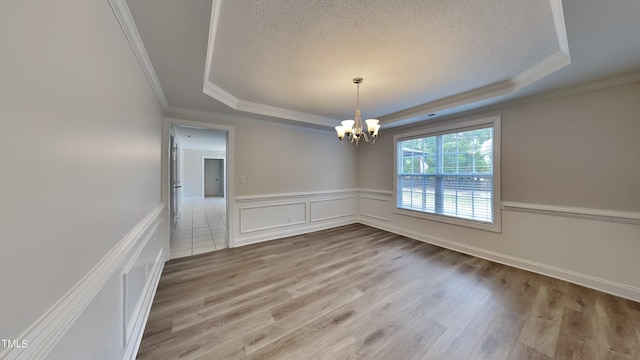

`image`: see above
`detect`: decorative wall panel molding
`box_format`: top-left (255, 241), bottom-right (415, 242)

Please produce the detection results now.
top-left (240, 202), bottom-right (307, 234)
top-left (234, 190), bottom-right (358, 247)
top-left (123, 249), bottom-right (164, 360)
top-left (310, 197), bottom-right (356, 223)
top-left (359, 197), bottom-right (390, 222)
top-left (1, 204), bottom-right (165, 360)
top-left (358, 189), bottom-right (393, 222)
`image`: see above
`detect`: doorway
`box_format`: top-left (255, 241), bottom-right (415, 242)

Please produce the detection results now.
top-left (164, 119), bottom-right (234, 259)
top-left (204, 158), bottom-right (224, 197)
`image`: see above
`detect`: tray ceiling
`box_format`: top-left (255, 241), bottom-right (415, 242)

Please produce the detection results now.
top-left (203, 0), bottom-right (569, 127)
top-left (124, 0), bottom-right (640, 129)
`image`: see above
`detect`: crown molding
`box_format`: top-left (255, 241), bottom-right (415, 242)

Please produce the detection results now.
top-left (165, 105), bottom-right (221, 119)
top-left (235, 99), bottom-right (338, 127)
top-left (203, 81), bottom-right (238, 109)
top-left (202, 82), bottom-right (338, 127)
top-left (419, 71), bottom-right (640, 127)
top-left (380, 0), bottom-right (570, 126)
top-left (108, 0), bottom-right (168, 109)
top-left (381, 49), bottom-right (570, 127)
top-left (164, 106), bottom-right (334, 132)
top-left (550, 0), bottom-right (570, 54)
top-left (201, 0), bottom-right (571, 129)
top-left (203, 0), bottom-right (337, 127)
top-left (182, 68), bottom-right (640, 134)
top-left (504, 71), bottom-right (640, 110)
top-left (512, 51), bottom-right (571, 89)
top-left (203, 0), bottom-right (223, 98)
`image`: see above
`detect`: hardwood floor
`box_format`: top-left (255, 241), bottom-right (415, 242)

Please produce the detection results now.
top-left (137, 224), bottom-right (640, 359)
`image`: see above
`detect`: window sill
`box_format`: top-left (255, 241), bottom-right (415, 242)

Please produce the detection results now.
top-left (394, 207), bottom-right (502, 233)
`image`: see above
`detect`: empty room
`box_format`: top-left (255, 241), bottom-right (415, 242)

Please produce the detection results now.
top-left (2, 0), bottom-right (639, 359)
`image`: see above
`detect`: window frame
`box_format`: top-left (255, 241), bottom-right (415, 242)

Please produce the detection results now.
top-left (393, 115), bottom-right (502, 233)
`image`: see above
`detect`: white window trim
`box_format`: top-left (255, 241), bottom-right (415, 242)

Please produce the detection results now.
top-left (393, 115), bottom-right (502, 233)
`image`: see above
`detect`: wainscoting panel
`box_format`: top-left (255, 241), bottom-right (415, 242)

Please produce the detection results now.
top-left (310, 197), bottom-right (356, 222)
top-left (4, 204), bottom-right (167, 360)
top-left (233, 190), bottom-right (358, 247)
top-left (240, 202), bottom-right (307, 234)
top-left (357, 192), bottom-right (640, 302)
top-left (359, 190), bottom-right (392, 222)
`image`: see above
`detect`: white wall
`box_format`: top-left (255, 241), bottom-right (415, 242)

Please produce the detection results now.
top-left (357, 80), bottom-right (640, 301)
top-left (0, 0), bottom-right (165, 358)
top-left (182, 149), bottom-right (225, 198)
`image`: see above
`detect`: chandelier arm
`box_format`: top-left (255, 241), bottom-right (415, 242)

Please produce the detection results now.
top-left (336, 77), bottom-right (380, 146)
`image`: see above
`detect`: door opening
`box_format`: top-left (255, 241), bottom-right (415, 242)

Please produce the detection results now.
top-left (164, 120), bottom-right (234, 259)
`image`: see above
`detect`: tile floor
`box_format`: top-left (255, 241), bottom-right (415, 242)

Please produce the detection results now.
top-left (170, 197), bottom-right (228, 259)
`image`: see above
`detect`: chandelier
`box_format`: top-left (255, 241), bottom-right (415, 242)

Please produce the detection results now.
top-left (335, 77), bottom-right (380, 145)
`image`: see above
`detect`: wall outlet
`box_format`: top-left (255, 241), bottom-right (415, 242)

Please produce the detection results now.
top-left (144, 264), bottom-right (151, 279)
top-left (240, 176), bottom-right (246, 183)
top-left (287, 216), bottom-right (292, 223)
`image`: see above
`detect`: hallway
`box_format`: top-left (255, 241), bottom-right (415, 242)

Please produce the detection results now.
top-left (170, 197), bottom-right (228, 259)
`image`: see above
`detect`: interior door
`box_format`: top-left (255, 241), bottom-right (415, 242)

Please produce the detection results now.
top-left (204, 159), bottom-right (215, 197)
top-left (204, 159), bottom-right (224, 197)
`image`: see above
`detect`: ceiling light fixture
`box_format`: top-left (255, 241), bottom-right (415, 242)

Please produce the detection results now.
top-left (335, 77), bottom-right (380, 145)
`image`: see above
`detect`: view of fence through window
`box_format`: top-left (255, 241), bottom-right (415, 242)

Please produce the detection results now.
top-left (397, 126), bottom-right (494, 223)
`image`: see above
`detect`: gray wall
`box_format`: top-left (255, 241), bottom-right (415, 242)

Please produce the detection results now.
top-left (359, 81), bottom-right (640, 212)
top-left (166, 112), bottom-right (360, 196)
top-left (0, 0), bottom-right (164, 356)
top-left (356, 80), bottom-right (640, 300)
top-left (3, 0), bottom-right (637, 355)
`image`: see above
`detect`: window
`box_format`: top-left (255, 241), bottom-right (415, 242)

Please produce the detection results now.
top-left (394, 116), bottom-right (501, 232)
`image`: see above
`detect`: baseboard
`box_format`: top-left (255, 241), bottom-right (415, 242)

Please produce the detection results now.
top-left (358, 217), bottom-right (640, 303)
top-left (1, 204), bottom-right (165, 360)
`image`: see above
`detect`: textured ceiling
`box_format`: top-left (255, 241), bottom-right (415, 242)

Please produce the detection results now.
top-left (126, 0), bottom-right (640, 128)
top-left (208, 0), bottom-right (561, 122)
top-left (174, 126), bottom-right (226, 151)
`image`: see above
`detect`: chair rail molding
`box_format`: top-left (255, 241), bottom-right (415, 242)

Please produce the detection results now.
top-left (1, 204), bottom-right (165, 360)
top-left (502, 201), bottom-right (640, 224)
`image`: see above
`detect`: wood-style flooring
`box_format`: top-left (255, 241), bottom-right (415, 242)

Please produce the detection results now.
top-left (137, 224), bottom-right (640, 360)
